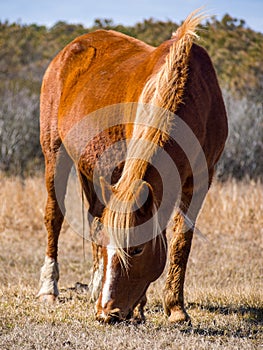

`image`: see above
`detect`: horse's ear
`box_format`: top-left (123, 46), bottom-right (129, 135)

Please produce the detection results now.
top-left (133, 181), bottom-right (153, 214)
top-left (100, 176), bottom-right (113, 205)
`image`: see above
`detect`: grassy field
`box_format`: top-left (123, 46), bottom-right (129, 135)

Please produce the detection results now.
top-left (0, 175), bottom-right (262, 349)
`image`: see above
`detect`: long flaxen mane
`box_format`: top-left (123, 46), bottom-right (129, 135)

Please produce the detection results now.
top-left (101, 9), bottom-right (206, 264)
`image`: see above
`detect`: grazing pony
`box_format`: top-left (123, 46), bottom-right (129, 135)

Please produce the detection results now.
top-left (37, 9), bottom-right (228, 323)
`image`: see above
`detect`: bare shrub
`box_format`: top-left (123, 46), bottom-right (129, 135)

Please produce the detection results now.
top-left (217, 91), bottom-right (263, 180)
top-left (0, 82), bottom-right (43, 176)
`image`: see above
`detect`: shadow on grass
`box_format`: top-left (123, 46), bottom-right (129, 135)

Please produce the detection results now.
top-left (188, 302), bottom-right (263, 325)
top-left (165, 303), bottom-right (262, 339)
top-left (178, 325), bottom-right (260, 339)
top-left (148, 301), bottom-right (262, 324)
top-left (145, 301), bottom-right (262, 339)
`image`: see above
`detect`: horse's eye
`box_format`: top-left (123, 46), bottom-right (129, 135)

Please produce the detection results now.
top-left (130, 247), bottom-right (144, 256)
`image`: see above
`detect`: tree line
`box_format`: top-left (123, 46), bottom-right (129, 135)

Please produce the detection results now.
top-left (0, 14), bottom-right (262, 178)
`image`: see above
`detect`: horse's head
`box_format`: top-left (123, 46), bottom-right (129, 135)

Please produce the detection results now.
top-left (93, 178), bottom-right (167, 323)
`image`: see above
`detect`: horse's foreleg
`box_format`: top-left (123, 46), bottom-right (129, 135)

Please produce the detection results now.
top-left (132, 293), bottom-right (147, 323)
top-left (37, 146), bottom-right (72, 302)
top-left (163, 212), bottom-right (193, 323)
top-left (37, 189), bottom-right (63, 302)
top-left (89, 242), bottom-right (104, 303)
top-left (163, 171), bottom-right (212, 322)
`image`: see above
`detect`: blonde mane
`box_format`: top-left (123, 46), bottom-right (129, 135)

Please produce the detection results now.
top-left (102, 9), bottom-right (206, 266)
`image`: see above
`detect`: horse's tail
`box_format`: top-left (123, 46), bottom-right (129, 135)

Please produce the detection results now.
top-left (140, 8), bottom-right (206, 114)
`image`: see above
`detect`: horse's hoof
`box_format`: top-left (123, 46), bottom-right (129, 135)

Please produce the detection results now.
top-left (168, 309), bottom-right (191, 324)
top-left (38, 294), bottom-right (57, 304)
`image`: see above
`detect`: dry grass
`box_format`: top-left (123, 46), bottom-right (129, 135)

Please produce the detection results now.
top-left (0, 174), bottom-right (262, 349)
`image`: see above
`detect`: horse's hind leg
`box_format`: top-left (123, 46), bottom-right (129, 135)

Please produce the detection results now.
top-left (37, 144), bottom-right (72, 302)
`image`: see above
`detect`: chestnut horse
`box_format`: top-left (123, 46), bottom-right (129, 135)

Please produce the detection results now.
top-left (37, 10), bottom-right (228, 323)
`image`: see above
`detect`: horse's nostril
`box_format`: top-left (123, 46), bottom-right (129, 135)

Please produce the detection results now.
top-left (107, 308), bottom-right (122, 323)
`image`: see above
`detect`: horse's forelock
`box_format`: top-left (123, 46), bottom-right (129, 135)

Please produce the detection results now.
top-left (101, 183), bottom-right (160, 269)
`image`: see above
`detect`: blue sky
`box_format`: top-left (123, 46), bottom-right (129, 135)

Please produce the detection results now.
top-left (1, 0), bottom-right (263, 33)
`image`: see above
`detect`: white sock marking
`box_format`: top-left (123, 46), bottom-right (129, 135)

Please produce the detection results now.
top-left (37, 256), bottom-right (59, 297)
top-left (101, 245), bottom-right (116, 308)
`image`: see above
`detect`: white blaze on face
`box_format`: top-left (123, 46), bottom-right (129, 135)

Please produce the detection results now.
top-left (101, 245), bottom-right (116, 308)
